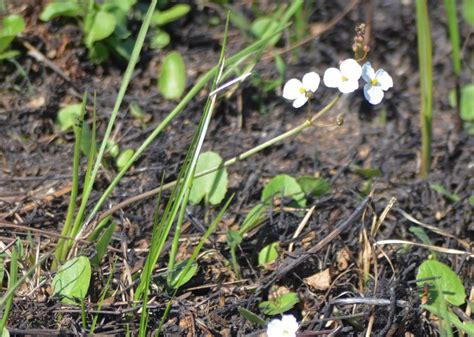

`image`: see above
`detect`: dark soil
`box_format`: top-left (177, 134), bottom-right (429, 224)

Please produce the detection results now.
top-left (0, 0), bottom-right (472, 336)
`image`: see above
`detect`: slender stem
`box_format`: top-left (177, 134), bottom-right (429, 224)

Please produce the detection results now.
top-left (94, 95), bottom-right (340, 225)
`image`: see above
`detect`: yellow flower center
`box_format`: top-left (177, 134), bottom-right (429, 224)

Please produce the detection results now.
top-left (299, 87), bottom-right (306, 94)
top-left (341, 75), bottom-right (348, 81)
top-left (371, 79), bottom-right (378, 86)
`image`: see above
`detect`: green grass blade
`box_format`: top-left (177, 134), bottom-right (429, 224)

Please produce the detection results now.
top-left (443, 0), bottom-right (461, 75)
top-left (69, 0), bottom-right (157, 241)
top-left (54, 92), bottom-right (88, 263)
top-left (0, 246), bottom-right (17, 332)
top-left (416, 0), bottom-right (433, 179)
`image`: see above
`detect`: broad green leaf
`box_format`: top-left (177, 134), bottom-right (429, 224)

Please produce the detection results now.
top-left (104, 0), bottom-right (137, 13)
top-left (85, 11), bottom-right (117, 46)
top-left (108, 36), bottom-right (133, 60)
top-left (1, 327), bottom-right (9, 337)
top-left (52, 256), bottom-right (91, 305)
top-left (39, 3), bottom-right (83, 21)
top-left (1, 15), bottom-right (25, 36)
top-left (0, 37), bottom-right (14, 54)
top-left (250, 17), bottom-right (281, 45)
top-left (417, 260), bottom-right (466, 307)
top-left (297, 176), bottom-right (331, 197)
top-left (430, 183), bottom-right (461, 203)
top-left (238, 307), bottom-right (266, 326)
top-left (151, 4), bottom-right (190, 26)
top-left (116, 149), bottom-right (135, 171)
top-left (167, 259), bottom-right (198, 289)
top-left (150, 29), bottom-right (170, 49)
top-left (460, 84), bottom-right (474, 121)
top-left (258, 242), bottom-right (279, 267)
top-left (422, 303), bottom-right (474, 335)
top-left (56, 103), bottom-right (92, 155)
top-left (189, 151), bottom-right (228, 205)
top-left (261, 174), bottom-right (306, 207)
top-left (463, 0), bottom-right (474, 26)
top-left (158, 51), bottom-right (187, 100)
top-left (259, 292), bottom-right (299, 315)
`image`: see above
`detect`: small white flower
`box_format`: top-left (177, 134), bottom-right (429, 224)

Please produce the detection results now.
top-left (361, 62), bottom-right (393, 105)
top-left (266, 314), bottom-right (299, 337)
top-left (282, 72), bottom-right (320, 108)
top-left (323, 58), bottom-right (362, 93)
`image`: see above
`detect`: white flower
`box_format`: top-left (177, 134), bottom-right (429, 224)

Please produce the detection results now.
top-left (361, 62), bottom-right (393, 105)
top-left (266, 314), bottom-right (299, 337)
top-left (323, 58), bottom-right (362, 93)
top-left (282, 72), bottom-right (320, 108)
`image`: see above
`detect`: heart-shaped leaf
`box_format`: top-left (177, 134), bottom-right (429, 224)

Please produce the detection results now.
top-left (261, 174), bottom-right (306, 207)
top-left (189, 151), bottom-right (228, 205)
top-left (52, 256), bottom-right (91, 305)
top-left (158, 51), bottom-right (187, 100)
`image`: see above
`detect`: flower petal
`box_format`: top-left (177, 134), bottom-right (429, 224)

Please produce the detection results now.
top-left (281, 315), bottom-right (299, 335)
top-left (340, 58), bottom-right (362, 80)
top-left (282, 78), bottom-right (303, 100)
top-left (323, 68), bottom-right (342, 88)
top-left (302, 71), bottom-right (320, 93)
top-left (364, 83), bottom-right (384, 104)
top-left (375, 69), bottom-right (393, 91)
top-left (362, 62), bottom-right (375, 83)
top-left (292, 95), bottom-right (308, 108)
top-left (267, 318), bottom-right (284, 337)
top-left (338, 78), bottom-right (359, 93)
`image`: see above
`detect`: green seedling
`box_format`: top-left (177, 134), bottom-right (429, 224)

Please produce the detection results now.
top-left (258, 242), bottom-right (279, 267)
top-left (149, 3), bottom-right (190, 49)
top-left (417, 260), bottom-right (474, 336)
top-left (52, 256), bottom-right (91, 305)
top-left (259, 291), bottom-right (299, 315)
top-left (129, 102), bottom-right (151, 128)
top-left (430, 183), bottom-right (461, 203)
top-left (262, 174), bottom-right (306, 208)
top-left (296, 176), bottom-right (331, 197)
top-left (0, 14), bottom-right (25, 60)
top-left (40, 0), bottom-right (137, 63)
top-left (189, 151), bottom-right (228, 206)
top-left (158, 50), bottom-right (187, 100)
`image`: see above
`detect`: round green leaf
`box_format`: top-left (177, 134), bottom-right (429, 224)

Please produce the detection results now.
top-left (189, 151), bottom-right (228, 205)
top-left (158, 51), bottom-right (187, 100)
top-left (151, 4), bottom-right (190, 26)
top-left (258, 242), bottom-right (279, 267)
top-left (261, 174), bottom-right (306, 207)
top-left (85, 10), bottom-right (117, 46)
top-left (116, 149), bottom-right (135, 171)
top-left (259, 291), bottom-right (299, 315)
top-left (1, 15), bottom-right (25, 36)
top-left (416, 260), bottom-right (466, 307)
top-left (150, 29), bottom-right (170, 49)
top-left (57, 103), bottom-right (82, 131)
top-left (39, 3), bottom-right (83, 21)
top-left (52, 256), bottom-right (91, 305)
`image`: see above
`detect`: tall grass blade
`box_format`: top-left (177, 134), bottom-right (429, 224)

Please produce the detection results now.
top-left (0, 246), bottom-right (17, 332)
top-left (416, 0), bottom-right (433, 179)
top-left (443, 0), bottom-right (461, 76)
